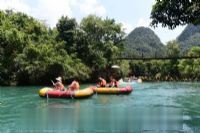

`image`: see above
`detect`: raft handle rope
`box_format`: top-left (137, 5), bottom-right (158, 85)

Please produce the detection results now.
top-left (70, 91), bottom-right (74, 99)
top-left (95, 89), bottom-right (97, 96)
top-left (46, 90), bottom-right (49, 103)
top-left (94, 86), bottom-right (97, 96)
top-left (46, 90), bottom-right (49, 99)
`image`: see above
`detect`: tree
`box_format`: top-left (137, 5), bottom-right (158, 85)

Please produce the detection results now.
top-left (0, 27), bottom-right (27, 85)
top-left (188, 46), bottom-right (200, 57)
top-left (178, 47), bottom-right (200, 80)
top-left (150, 0), bottom-right (200, 29)
top-left (119, 61), bottom-right (130, 78)
top-left (15, 42), bottom-right (91, 85)
top-left (166, 40), bottom-right (180, 57)
top-left (56, 16), bottom-right (78, 54)
top-left (77, 15), bottom-right (125, 79)
top-left (129, 61), bottom-right (146, 77)
top-left (165, 41), bottom-right (181, 79)
top-left (0, 10), bottom-right (92, 85)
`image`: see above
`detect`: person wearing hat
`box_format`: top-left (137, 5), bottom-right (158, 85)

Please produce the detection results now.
top-left (53, 77), bottom-right (65, 91)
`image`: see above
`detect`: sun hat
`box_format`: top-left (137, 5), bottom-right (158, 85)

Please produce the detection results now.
top-left (56, 77), bottom-right (62, 82)
top-left (111, 65), bottom-right (120, 69)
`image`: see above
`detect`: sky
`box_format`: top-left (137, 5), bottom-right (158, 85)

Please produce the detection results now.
top-left (0, 0), bottom-right (186, 44)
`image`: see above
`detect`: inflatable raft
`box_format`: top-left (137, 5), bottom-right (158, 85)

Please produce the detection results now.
top-left (93, 86), bottom-right (133, 94)
top-left (39, 87), bottom-right (94, 99)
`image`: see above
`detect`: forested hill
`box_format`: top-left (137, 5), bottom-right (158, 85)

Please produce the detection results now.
top-left (124, 27), bottom-right (166, 57)
top-left (177, 24), bottom-right (200, 54)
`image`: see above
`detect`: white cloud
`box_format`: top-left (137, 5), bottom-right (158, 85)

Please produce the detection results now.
top-left (0, 0), bottom-right (30, 13)
top-left (0, 0), bottom-right (106, 27)
top-left (122, 22), bottom-right (133, 34)
top-left (72, 0), bottom-right (106, 16)
top-left (150, 0), bottom-right (156, 5)
top-left (0, 0), bottom-right (73, 27)
top-left (137, 18), bottom-right (151, 27)
top-left (30, 0), bottom-right (73, 27)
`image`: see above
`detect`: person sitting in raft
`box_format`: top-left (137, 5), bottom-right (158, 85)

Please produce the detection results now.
top-left (68, 79), bottom-right (80, 91)
top-left (53, 77), bottom-right (65, 91)
top-left (97, 77), bottom-right (107, 87)
top-left (109, 76), bottom-right (119, 88)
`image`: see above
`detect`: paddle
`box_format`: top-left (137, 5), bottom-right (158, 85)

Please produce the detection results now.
top-left (51, 80), bottom-right (55, 86)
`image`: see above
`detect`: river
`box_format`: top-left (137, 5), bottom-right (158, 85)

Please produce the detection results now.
top-left (0, 82), bottom-right (200, 133)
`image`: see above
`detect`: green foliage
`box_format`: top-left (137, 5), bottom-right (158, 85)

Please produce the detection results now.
top-left (129, 60), bottom-right (181, 81)
top-left (0, 13), bottom-right (28, 85)
top-left (124, 27), bottom-right (166, 58)
top-left (128, 46), bottom-right (200, 81)
top-left (178, 47), bottom-right (200, 80)
top-left (1, 9), bottom-right (199, 85)
top-left (56, 16), bottom-right (78, 54)
top-left (75, 15), bottom-right (125, 79)
top-left (119, 61), bottom-right (130, 78)
top-left (177, 24), bottom-right (200, 54)
top-left (15, 43), bottom-right (91, 85)
top-left (79, 15), bottom-right (124, 66)
top-left (188, 46), bottom-right (200, 56)
top-left (0, 11), bottom-right (124, 85)
top-left (150, 0), bottom-right (200, 29)
top-left (166, 40), bottom-right (180, 57)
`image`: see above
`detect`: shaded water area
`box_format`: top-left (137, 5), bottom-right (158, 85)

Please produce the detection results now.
top-left (0, 82), bottom-right (200, 133)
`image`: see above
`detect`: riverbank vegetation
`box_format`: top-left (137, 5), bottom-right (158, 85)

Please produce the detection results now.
top-left (0, 10), bottom-right (124, 85)
top-left (0, 10), bottom-right (199, 86)
top-left (129, 43), bottom-right (200, 82)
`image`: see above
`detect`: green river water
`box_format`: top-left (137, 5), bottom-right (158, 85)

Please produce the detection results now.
top-left (0, 82), bottom-right (200, 133)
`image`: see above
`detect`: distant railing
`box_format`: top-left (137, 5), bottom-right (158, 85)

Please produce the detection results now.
top-left (115, 55), bottom-right (200, 60)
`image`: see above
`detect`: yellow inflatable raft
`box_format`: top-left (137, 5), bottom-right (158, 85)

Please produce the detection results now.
top-left (39, 87), bottom-right (94, 99)
top-left (93, 86), bottom-right (133, 94)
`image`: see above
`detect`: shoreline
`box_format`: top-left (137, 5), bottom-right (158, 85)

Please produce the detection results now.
top-left (0, 80), bottom-right (199, 87)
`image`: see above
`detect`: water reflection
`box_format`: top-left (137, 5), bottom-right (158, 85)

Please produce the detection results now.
top-left (175, 91), bottom-right (200, 132)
